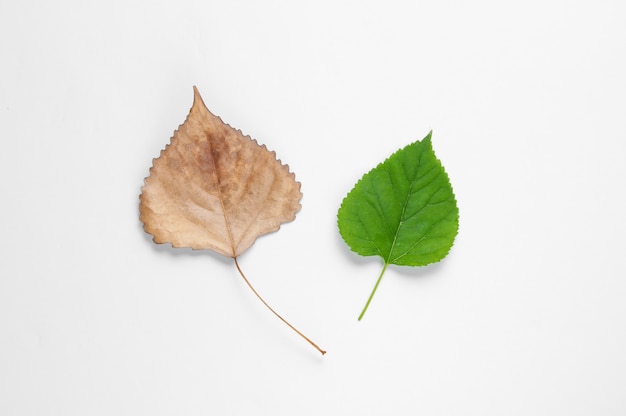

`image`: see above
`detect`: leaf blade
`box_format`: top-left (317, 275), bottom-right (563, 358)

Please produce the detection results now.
top-left (338, 132), bottom-right (458, 267)
top-left (139, 87), bottom-right (302, 257)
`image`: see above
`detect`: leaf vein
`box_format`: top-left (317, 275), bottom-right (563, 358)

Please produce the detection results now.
top-left (390, 206), bottom-right (457, 263)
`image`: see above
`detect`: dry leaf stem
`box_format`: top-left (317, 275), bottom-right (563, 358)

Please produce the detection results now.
top-left (233, 257), bottom-right (326, 355)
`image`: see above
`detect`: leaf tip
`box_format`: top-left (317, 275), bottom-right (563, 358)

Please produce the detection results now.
top-left (192, 85), bottom-right (206, 108)
top-left (423, 130), bottom-right (433, 145)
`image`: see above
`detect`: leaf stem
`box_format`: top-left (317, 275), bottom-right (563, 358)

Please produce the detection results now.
top-left (233, 257), bottom-right (326, 355)
top-left (358, 262), bottom-right (389, 321)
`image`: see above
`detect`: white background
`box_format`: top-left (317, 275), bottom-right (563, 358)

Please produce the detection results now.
top-left (1, 1), bottom-right (625, 415)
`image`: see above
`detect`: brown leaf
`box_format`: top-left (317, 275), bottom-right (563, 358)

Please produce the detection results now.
top-left (139, 86), bottom-right (302, 257)
top-left (139, 87), bottom-right (325, 355)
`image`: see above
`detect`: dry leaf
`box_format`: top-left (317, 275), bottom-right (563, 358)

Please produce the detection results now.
top-left (140, 87), bottom-right (324, 355)
top-left (140, 86), bottom-right (302, 257)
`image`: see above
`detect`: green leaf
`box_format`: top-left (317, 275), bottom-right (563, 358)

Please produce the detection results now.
top-left (337, 131), bottom-right (459, 320)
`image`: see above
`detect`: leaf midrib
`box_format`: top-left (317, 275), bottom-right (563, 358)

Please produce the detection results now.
top-left (206, 136), bottom-right (237, 258)
top-left (384, 150), bottom-right (439, 265)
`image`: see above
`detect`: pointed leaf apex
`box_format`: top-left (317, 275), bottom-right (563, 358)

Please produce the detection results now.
top-left (192, 85), bottom-right (207, 109)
